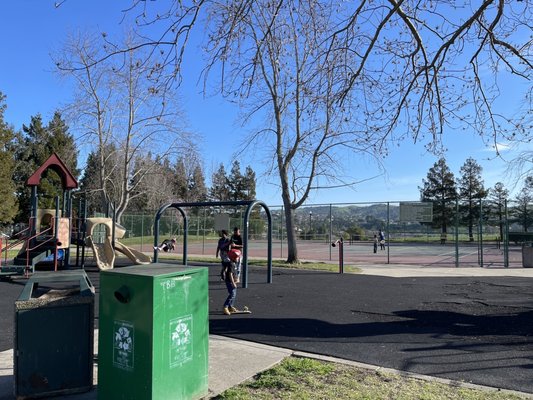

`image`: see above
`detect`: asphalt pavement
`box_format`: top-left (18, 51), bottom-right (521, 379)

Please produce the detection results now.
top-left (1, 263), bottom-right (533, 398)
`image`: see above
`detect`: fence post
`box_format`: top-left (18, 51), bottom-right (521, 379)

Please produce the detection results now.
top-left (479, 199), bottom-right (484, 268)
top-left (141, 212), bottom-right (144, 252)
top-left (329, 204), bottom-right (332, 261)
top-left (280, 206), bottom-right (284, 258)
top-left (455, 199), bottom-right (459, 268)
top-left (504, 199), bottom-right (509, 268)
top-left (332, 238), bottom-right (343, 273)
top-left (386, 202), bottom-right (390, 264)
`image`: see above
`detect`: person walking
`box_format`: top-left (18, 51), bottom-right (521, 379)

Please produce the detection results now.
top-left (222, 255), bottom-right (240, 315)
top-left (379, 229), bottom-right (386, 250)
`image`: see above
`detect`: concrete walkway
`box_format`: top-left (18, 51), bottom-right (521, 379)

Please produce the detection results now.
top-left (356, 264), bottom-right (533, 278)
top-left (0, 334), bottom-right (292, 400)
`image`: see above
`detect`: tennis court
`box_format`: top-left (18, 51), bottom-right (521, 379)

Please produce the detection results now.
top-left (186, 238), bottom-right (525, 268)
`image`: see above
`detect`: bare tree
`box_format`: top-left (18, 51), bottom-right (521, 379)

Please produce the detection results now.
top-left (63, 0), bottom-right (531, 262)
top-left (55, 33), bottom-right (194, 222)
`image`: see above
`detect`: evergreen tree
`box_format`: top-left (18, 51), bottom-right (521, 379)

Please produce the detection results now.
top-left (209, 164), bottom-right (230, 201)
top-left (0, 93), bottom-right (18, 225)
top-left (227, 160), bottom-right (245, 201)
top-left (189, 164), bottom-right (207, 203)
top-left (488, 182), bottom-right (509, 242)
top-left (243, 166), bottom-right (257, 201)
top-left (46, 112), bottom-right (79, 176)
top-left (13, 114), bottom-right (45, 219)
top-left (419, 158), bottom-right (457, 235)
top-left (171, 156), bottom-right (207, 204)
top-left (457, 158), bottom-right (487, 241)
top-left (512, 179), bottom-right (533, 232)
top-left (173, 158), bottom-right (189, 201)
top-left (78, 151), bottom-right (102, 215)
top-left (13, 112), bottom-right (79, 218)
top-left (209, 162), bottom-right (257, 219)
top-left (79, 148), bottom-right (123, 214)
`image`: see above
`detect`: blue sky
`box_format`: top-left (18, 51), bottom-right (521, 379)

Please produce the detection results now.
top-left (1, 1), bottom-right (530, 206)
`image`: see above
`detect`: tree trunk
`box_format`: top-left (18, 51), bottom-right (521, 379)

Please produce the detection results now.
top-left (283, 196), bottom-right (299, 264)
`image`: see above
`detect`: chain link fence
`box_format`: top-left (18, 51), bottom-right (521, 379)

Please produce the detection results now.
top-left (89, 199), bottom-right (532, 268)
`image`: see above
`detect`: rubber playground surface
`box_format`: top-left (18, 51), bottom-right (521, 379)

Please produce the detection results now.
top-left (2, 255), bottom-right (533, 396)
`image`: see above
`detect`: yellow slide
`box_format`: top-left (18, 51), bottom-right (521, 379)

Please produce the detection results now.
top-left (114, 240), bottom-right (151, 265)
top-left (86, 235), bottom-right (115, 270)
top-left (86, 218), bottom-right (151, 270)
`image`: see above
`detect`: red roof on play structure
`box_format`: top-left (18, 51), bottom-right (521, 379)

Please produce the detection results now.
top-left (26, 153), bottom-right (78, 189)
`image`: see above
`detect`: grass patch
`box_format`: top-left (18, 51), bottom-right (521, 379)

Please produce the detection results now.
top-left (215, 357), bottom-right (527, 400)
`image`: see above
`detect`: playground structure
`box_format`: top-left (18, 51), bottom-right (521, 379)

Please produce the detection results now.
top-left (0, 154), bottom-right (77, 277)
top-left (85, 218), bottom-right (151, 270)
top-left (0, 153), bottom-right (151, 277)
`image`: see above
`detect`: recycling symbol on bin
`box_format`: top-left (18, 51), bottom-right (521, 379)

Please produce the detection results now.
top-left (171, 319), bottom-right (191, 347)
top-left (115, 326), bottom-right (133, 351)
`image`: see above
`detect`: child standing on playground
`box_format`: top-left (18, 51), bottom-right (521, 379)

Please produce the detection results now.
top-left (222, 258), bottom-right (239, 315)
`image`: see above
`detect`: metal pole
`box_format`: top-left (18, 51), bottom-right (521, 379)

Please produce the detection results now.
top-left (455, 199), bottom-right (459, 268)
top-left (76, 196), bottom-right (81, 268)
top-left (329, 204), bottom-right (332, 261)
top-left (387, 202), bottom-right (390, 264)
top-left (54, 196), bottom-right (60, 271)
top-left (504, 199), bottom-right (509, 268)
top-left (111, 203), bottom-right (116, 250)
top-left (479, 199), bottom-right (484, 268)
top-left (54, 196), bottom-right (60, 241)
top-left (309, 211), bottom-right (312, 240)
top-left (202, 208), bottom-right (206, 255)
top-left (65, 194), bottom-right (72, 268)
top-left (141, 212), bottom-right (144, 252)
top-left (81, 196), bottom-right (87, 269)
top-left (280, 206), bottom-right (283, 258)
top-left (339, 237), bottom-right (344, 274)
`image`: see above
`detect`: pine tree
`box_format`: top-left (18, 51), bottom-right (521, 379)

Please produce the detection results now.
top-left (46, 112), bottom-right (79, 176)
top-left (13, 112), bottom-right (79, 218)
top-left (0, 93), bottom-right (18, 225)
top-left (419, 158), bottom-right (457, 235)
top-left (513, 179), bottom-right (533, 232)
top-left (227, 160), bottom-right (245, 201)
top-left (79, 151), bottom-right (103, 215)
top-left (457, 158), bottom-right (487, 241)
top-left (488, 182), bottom-right (509, 242)
top-left (209, 164), bottom-right (230, 201)
top-left (173, 158), bottom-right (189, 201)
top-left (189, 164), bottom-right (207, 202)
top-left (243, 166), bottom-right (257, 201)
top-left (79, 146), bottom-right (120, 214)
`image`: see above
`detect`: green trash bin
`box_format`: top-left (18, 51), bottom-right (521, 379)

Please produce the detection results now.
top-left (14, 270), bottom-right (95, 399)
top-left (98, 264), bottom-right (209, 400)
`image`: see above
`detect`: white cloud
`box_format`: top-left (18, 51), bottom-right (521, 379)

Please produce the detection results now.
top-left (481, 142), bottom-right (511, 153)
